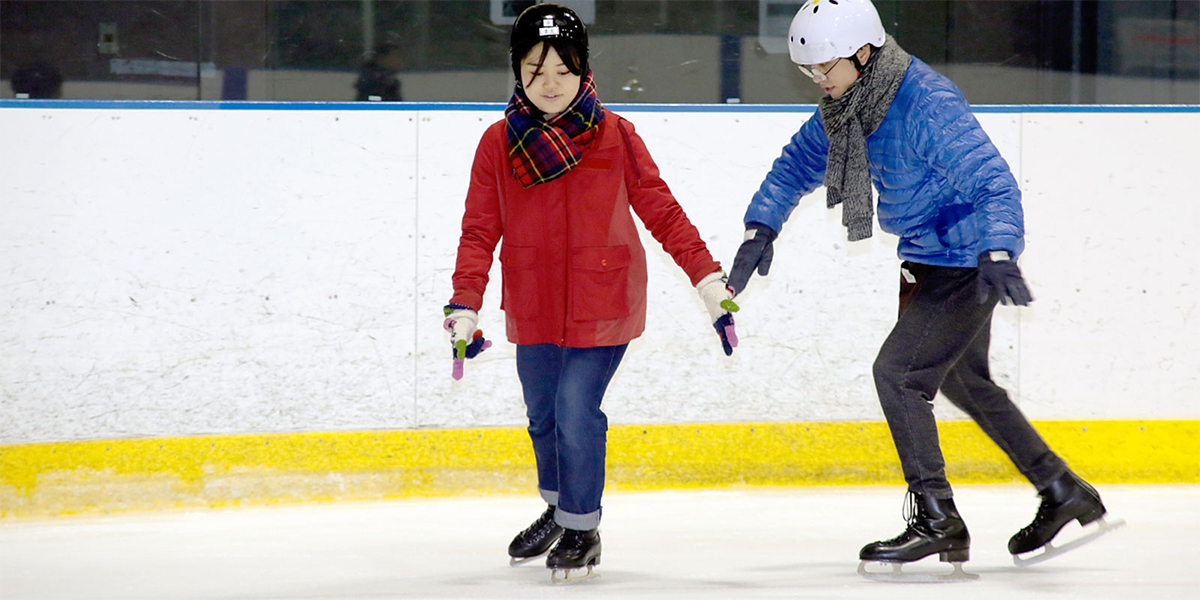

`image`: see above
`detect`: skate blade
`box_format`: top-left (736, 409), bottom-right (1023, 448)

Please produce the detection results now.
top-left (1013, 516), bottom-right (1126, 567)
top-left (550, 564), bottom-right (599, 584)
top-left (509, 553), bottom-right (545, 567)
top-left (858, 560), bottom-right (979, 583)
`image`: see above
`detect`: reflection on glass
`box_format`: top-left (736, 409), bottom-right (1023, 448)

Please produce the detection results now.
top-left (1, 1), bottom-right (1196, 104)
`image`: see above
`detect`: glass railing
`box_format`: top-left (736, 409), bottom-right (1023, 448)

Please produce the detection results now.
top-left (2, 0), bottom-right (1197, 104)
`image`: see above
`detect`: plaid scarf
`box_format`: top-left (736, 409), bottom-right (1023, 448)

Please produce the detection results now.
top-left (505, 70), bottom-right (605, 188)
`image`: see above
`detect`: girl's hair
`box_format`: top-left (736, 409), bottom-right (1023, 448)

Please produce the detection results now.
top-left (514, 39), bottom-right (585, 85)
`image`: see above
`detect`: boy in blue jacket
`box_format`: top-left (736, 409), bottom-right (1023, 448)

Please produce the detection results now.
top-left (729, 0), bottom-right (1118, 576)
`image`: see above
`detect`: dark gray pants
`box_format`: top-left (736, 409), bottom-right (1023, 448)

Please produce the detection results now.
top-left (873, 262), bottom-right (1068, 499)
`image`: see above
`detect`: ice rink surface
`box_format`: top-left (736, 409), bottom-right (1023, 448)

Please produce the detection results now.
top-left (2, 485), bottom-right (1197, 600)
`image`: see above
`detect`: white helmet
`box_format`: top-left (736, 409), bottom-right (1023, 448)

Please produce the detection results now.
top-left (787, 0), bottom-right (886, 66)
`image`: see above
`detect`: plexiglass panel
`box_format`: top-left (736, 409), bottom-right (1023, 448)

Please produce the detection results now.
top-left (2, 0), bottom-right (1197, 104)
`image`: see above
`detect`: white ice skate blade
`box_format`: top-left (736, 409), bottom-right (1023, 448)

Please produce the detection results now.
top-left (1013, 516), bottom-right (1126, 567)
top-left (857, 560), bottom-right (979, 583)
top-left (509, 554), bottom-right (545, 567)
top-left (550, 564), bottom-right (599, 584)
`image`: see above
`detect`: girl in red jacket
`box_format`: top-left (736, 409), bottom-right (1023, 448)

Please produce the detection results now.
top-left (443, 3), bottom-right (736, 581)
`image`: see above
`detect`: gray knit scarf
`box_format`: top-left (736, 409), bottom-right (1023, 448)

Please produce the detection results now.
top-left (819, 35), bottom-right (910, 241)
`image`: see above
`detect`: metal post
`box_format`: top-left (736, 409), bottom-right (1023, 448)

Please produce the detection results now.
top-left (362, 0), bottom-right (375, 58)
top-left (1070, 0), bottom-right (1082, 104)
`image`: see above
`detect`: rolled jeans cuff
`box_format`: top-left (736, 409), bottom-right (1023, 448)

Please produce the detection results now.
top-left (538, 488), bottom-right (559, 506)
top-left (554, 507), bottom-right (601, 531)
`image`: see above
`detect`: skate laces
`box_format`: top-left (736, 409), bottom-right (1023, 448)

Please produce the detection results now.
top-left (902, 491), bottom-right (918, 525)
top-left (1021, 496), bottom-right (1058, 534)
top-left (878, 491), bottom-right (920, 544)
top-left (559, 529), bottom-right (590, 550)
top-left (522, 506), bottom-right (557, 537)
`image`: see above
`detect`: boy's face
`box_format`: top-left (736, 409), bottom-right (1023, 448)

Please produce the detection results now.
top-left (521, 43), bottom-right (581, 116)
top-left (802, 57), bottom-right (858, 100)
top-left (799, 46), bottom-right (870, 100)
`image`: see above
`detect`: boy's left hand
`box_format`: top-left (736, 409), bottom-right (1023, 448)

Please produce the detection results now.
top-left (696, 271), bottom-right (740, 356)
top-left (977, 251), bottom-right (1033, 306)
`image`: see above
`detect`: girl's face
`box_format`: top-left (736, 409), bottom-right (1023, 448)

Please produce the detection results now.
top-left (521, 43), bottom-right (581, 116)
top-left (802, 45), bottom-right (871, 100)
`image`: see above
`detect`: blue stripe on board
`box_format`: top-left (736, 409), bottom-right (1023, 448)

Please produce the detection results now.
top-left (0, 99), bottom-right (1197, 113)
top-left (0, 100), bottom-right (504, 111)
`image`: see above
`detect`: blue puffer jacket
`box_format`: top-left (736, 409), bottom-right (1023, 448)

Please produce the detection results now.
top-left (744, 57), bottom-right (1024, 267)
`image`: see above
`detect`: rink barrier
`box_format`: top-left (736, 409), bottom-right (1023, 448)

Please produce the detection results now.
top-left (2, 419), bottom-right (1196, 519)
top-left (3, 99), bottom-right (1199, 111)
top-left (3, 104), bottom-right (1197, 449)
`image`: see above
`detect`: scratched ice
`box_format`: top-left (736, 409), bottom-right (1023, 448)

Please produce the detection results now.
top-left (1, 485), bottom-right (1195, 599)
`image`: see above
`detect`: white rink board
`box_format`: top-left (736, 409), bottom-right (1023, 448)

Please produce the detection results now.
top-left (1017, 112), bottom-right (1200, 419)
top-left (1, 105), bottom-right (1196, 444)
top-left (1, 109), bottom-right (421, 441)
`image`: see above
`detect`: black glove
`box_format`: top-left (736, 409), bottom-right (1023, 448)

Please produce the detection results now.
top-left (727, 223), bottom-right (777, 296)
top-left (713, 313), bottom-right (738, 356)
top-left (977, 250), bottom-right (1033, 306)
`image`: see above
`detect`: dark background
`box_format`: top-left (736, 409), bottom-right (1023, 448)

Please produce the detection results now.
top-left (2, 0), bottom-right (1197, 102)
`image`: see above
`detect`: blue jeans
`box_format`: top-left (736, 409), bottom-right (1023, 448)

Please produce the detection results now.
top-left (873, 262), bottom-right (1067, 499)
top-left (515, 343), bottom-right (627, 531)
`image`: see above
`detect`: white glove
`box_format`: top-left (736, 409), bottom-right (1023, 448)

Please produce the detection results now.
top-left (443, 307), bottom-right (479, 360)
top-left (696, 271), bottom-right (739, 356)
top-left (696, 271), bottom-right (737, 323)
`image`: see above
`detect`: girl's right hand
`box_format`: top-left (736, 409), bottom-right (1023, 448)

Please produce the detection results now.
top-left (443, 306), bottom-right (479, 358)
top-left (443, 305), bottom-right (490, 379)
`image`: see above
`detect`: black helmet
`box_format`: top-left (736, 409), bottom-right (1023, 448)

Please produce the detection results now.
top-left (510, 3), bottom-right (588, 81)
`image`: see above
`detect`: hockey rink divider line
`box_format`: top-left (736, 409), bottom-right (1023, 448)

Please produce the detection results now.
top-left (1, 419), bottom-right (1196, 519)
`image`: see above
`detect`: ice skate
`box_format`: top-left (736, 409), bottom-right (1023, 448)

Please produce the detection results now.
top-left (858, 492), bottom-right (978, 583)
top-left (507, 506), bottom-right (563, 566)
top-left (1010, 471), bottom-right (1126, 567)
top-left (547, 528), bottom-right (601, 583)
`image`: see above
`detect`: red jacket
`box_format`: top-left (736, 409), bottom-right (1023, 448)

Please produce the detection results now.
top-left (450, 108), bottom-right (720, 347)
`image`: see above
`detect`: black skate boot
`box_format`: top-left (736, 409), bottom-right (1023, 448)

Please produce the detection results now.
top-left (507, 505), bottom-right (563, 566)
top-left (858, 492), bottom-right (976, 582)
top-left (1009, 470), bottom-right (1123, 565)
top-left (546, 528), bottom-right (601, 583)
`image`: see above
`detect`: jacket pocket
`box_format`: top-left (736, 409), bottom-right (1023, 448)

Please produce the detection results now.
top-left (570, 245), bottom-right (631, 321)
top-left (499, 245), bottom-right (539, 318)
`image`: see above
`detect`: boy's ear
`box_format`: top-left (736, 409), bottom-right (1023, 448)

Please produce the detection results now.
top-left (857, 44), bottom-right (872, 64)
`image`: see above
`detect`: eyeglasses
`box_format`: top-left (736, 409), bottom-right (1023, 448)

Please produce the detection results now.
top-left (797, 58), bottom-right (843, 83)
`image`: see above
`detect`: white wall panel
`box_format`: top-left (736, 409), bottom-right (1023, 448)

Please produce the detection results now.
top-left (1, 109), bottom-right (419, 442)
top-left (410, 110), bottom-right (526, 428)
top-left (1017, 112), bottom-right (1200, 419)
top-left (1, 105), bottom-right (1195, 444)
